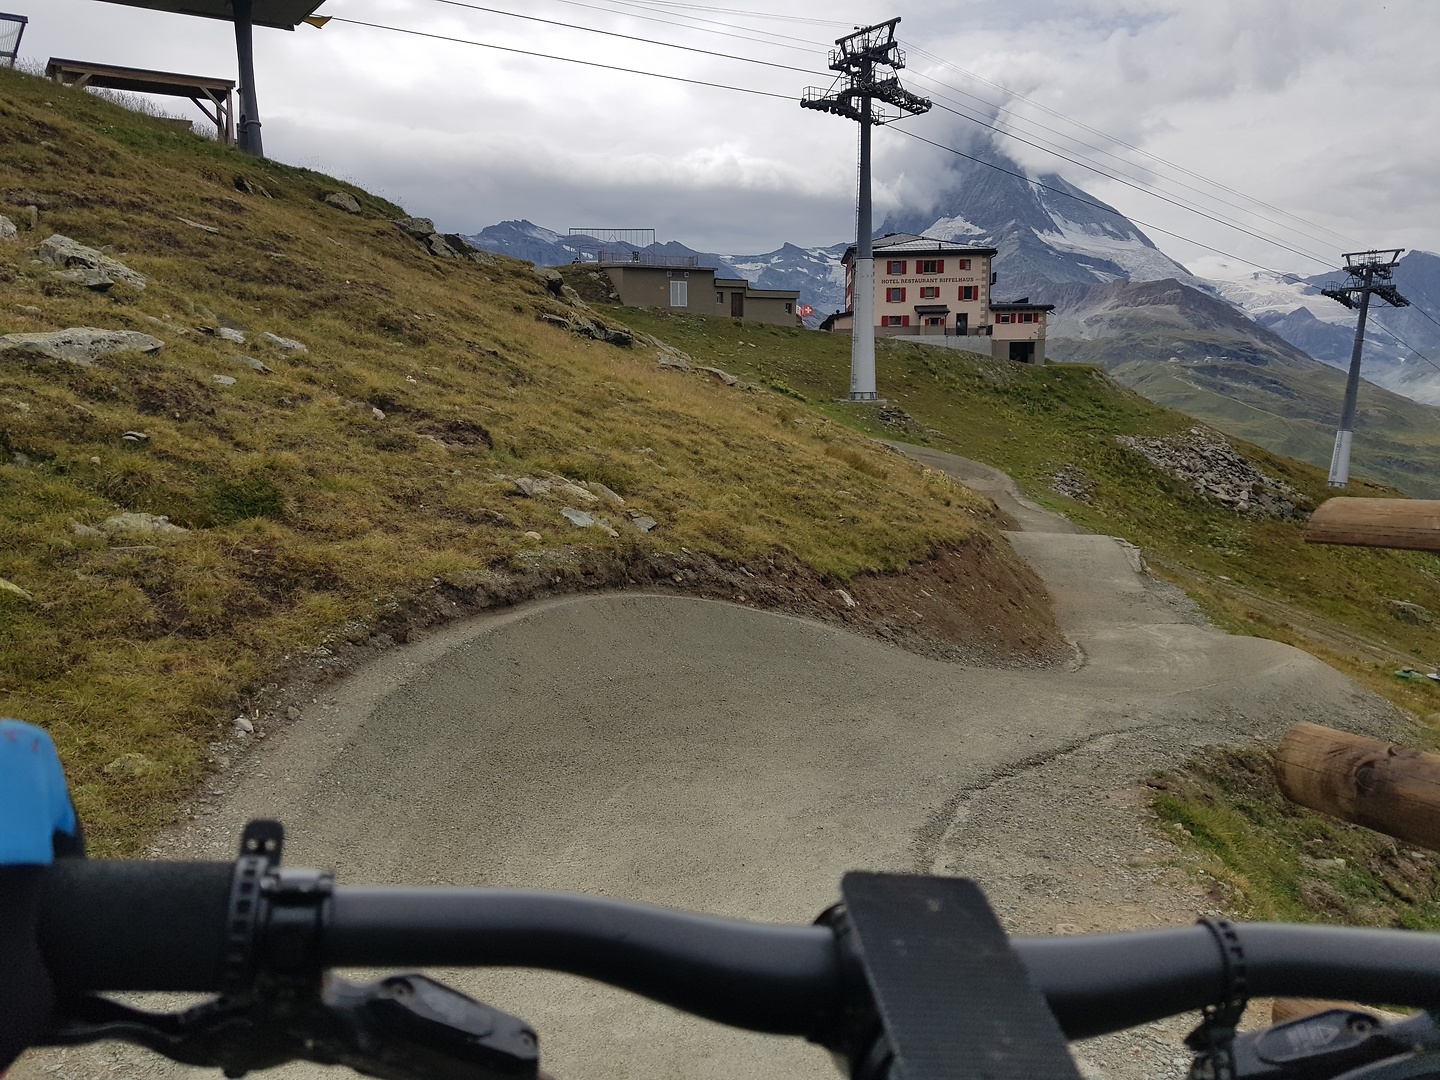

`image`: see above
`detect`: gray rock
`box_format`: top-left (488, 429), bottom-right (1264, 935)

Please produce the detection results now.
top-left (0, 327), bottom-right (164, 365)
top-left (630, 515), bottom-right (657, 533)
top-left (658, 353), bottom-right (689, 371)
top-left (177, 216), bottom-right (219, 234)
top-left (258, 332), bottom-right (306, 354)
top-left (286, 706), bottom-right (301, 721)
top-left (211, 374), bottom-right (237, 386)
top-left (121, 430), bottom-right (150, 442)
top-left (583, 481), bottom-right (625, 506)
top-left (425, 233), bottom-right (460, 259)
top-left (218, 326), bottom-right (245, 344)
top-left (700, 365), bottom-right (738, 386)
top-left (469, 249), bottom-right (496, 266)
top-left (69, 520), bottom-right (103, 538)
top-left (371, 406), bottom-right (386, 420)
top-left (323, 191), bottom-right (362, 214)
top-left (534, 267), bottom-right (565, 295)
top-left (36, 235), bottom-right (147, 289)
top-left (100, 512), bottom-right (188, 537)
top-left (0, 216), bottom-right (15, 242)
top-left (561, 507), bottom-right (597, 528)
top-left (512, 477), bottom-right (552, 498)
top-left (394, 217), bottom-right (437, 238)
top-left (49, 267), bottom-right (114, 290)
top-left (234, 354), bottom-right (273, 374)
top-left (15, 305), bottom-right (41, 316)
top-left (233, 715), bottom-right (254, 733)
top-left (1387, 599), bottom-right (1433, 625)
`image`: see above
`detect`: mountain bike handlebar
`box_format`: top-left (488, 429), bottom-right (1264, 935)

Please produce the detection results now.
top-left (35, 858), bottom-right (1440, 1042)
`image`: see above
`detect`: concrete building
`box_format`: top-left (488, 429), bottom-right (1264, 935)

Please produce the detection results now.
top-left (593, 255), bottom-right (801, 326)
top-left (824, 234), bottom-right (1054, 363)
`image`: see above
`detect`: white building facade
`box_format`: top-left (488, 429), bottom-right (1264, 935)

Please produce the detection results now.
top-left (825, 234), bottom-right (1054, 364)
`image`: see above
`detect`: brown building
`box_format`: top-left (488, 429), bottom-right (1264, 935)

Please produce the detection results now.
top-left (825, 234), bottom-right (1054, 363)
top-left (592, 256), bottom-right (801, 326)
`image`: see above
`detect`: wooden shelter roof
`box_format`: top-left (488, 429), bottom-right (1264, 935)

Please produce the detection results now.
top-left (93, 0), bottom-right (326, 31)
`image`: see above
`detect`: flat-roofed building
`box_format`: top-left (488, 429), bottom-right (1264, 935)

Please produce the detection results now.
top-left (825, 233), bottom-right (1053, 363)
top-left (587, 255), bottom-right (801, 326)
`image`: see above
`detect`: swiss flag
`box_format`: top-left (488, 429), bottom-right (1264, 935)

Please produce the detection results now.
top-left (798, 304), bottom-right (814, 317)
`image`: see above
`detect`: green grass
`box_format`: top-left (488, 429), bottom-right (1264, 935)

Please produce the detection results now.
top-left (1151, 747), bottom-right (1440, 928)
top-left (0, 66), bottom-right (1015, 852)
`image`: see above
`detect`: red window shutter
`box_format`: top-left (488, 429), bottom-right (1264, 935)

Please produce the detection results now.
top-left (936, 260), bottom-right (944, 273)
top-left (900, 288), bottom-right (907, 302)
top-left (902, 316), bottom-right (911, 327)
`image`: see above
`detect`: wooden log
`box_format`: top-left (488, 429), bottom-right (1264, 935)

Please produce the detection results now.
top-left (1274, 723), bottom-right (1440, 853)
top-left (1306, 497), bottom-right (1440, 551)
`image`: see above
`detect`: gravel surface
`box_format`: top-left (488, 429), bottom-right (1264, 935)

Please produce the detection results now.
top-left (18, 447), bottom-right (1404, 1080)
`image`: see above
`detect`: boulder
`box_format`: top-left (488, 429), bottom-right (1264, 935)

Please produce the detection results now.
top-left (49, 267), bottom-right (114, 290)
top-left (100, 512), bottom-right (188, 537)
top-left (394, 217), bottom-right (437, 238)
top-left (0, 328), bottom-right (163, 365)
top-left (425, 234), bottom-right (460, 259)
top-left (323, 191), bottom-right (362, 214)
top-left (36, 235), bottom-right (147, 289)
top-left (218, 327), bottom-right (245, 344)
top-left (258, 332), bottom-right (306, 354)
top-left (700, 366), bottom-right (738, 386)
top-left (0, 215), bottom-right (15, 242)
top-left (560, 507), bottom-right (619, 537)
top-left (583, 481), bottom-right (625, 506)
top-left (234, 354), bottom-right (273, 374)
top-left (534, 267), bottom-right (565, 295)
top-left (212, 374), bottom-right (237, 386)
top-left (1387, 599), bottom-right (1433, 625)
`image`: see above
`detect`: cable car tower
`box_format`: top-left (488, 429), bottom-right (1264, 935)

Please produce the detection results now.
top-left (801, 18), bottom-right (930, 401)
top-left (1320, 249), bottom-right (1409, 487)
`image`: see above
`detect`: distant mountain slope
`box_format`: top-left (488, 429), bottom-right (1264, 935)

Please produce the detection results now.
top-left (1211, 251), bottom-right (1440, 405)
top-left (880, 144), bottom-right (1194, 285)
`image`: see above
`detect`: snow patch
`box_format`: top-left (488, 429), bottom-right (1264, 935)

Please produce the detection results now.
top-left (1038, 216), bottom-right (1194, 284)
top-left (924, 213), bottom-right (987, 240)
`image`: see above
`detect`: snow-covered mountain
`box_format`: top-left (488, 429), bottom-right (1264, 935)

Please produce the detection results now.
top-left (1210, 251), bottom-right (1440, 405)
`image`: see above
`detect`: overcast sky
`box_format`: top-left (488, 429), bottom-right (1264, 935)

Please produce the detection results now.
top-left (20, 0), bottom-right (1440, 277)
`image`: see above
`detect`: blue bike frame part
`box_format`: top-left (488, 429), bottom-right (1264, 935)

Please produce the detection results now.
top-left (0, 719), bottom-right (80, 866)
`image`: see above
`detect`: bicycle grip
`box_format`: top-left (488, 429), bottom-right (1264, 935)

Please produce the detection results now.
top-left (38, 859), bottom-right (232, 995)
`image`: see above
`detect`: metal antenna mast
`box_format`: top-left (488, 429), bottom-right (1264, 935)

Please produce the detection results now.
top-left (1320, 249), bottom-right (1409, 488)
top-left (801, 17), bottom-right (930, 401)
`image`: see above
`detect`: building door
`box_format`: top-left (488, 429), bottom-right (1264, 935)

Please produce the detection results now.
top-left (956, 313), bottom-right (968, 335)
top-left (669, 280), bottom-right (688, 308)
top-left (730, 290), bottom-right (745, 318)
top-left (1008, 341), bottom-right (1036, 364)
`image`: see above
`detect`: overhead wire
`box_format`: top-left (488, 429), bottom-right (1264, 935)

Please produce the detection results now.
top-left (326, 17), bottom-right (798, 99)
top-left (417, 0), bottom-right (825, 72)
top-left (534, 0), bottom-right (827, 54)
top-left (899, 39), bottom-right (1365, 251)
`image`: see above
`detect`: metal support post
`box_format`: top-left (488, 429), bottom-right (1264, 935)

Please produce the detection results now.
top-left (1322, 250), bottom-right (1408, 489)
top-left (233, 0), bottom-right (263, 156)
top-left (852, 101), bottom-right (876, 400)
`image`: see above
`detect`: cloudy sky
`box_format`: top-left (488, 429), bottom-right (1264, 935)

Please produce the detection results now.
top-left (21, 0), bottom-right (1440, 277)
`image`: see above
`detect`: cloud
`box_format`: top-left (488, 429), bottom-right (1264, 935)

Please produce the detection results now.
top-left (23, 0), bottom-right (1440, 266)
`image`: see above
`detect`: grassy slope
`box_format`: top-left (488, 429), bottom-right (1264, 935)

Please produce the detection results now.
top-left (0, 69), bottom-right (1004, 852)
top-left (1065, 346), bottom-right (1440, 499)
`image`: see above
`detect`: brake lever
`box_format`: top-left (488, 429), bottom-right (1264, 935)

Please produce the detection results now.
top-left (1226, 1009), bottom-right (1440, 1080)
top-left (42, 974), bottom-right (539, 1079)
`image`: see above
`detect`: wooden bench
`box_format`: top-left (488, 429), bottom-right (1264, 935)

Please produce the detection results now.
top-left (45, 57), bottom-right (235, 146)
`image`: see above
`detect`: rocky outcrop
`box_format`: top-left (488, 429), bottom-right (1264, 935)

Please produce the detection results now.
top-left (0, 216), bottom-right (16, 243)
top-left (37, 235), bottom-right (147, 289)
top-left (258, 332), bottom-right (306, 354)
top-left (1116, 426), bottom-right (1309, 519)
top-left (393, 217), bottom-right (494, 264)
top-left (323, 191), bottom-right (362, 214)
top-left (0, 328), bottom-right (164, 365)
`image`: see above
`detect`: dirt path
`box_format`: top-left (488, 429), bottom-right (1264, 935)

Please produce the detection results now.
top-left (19, 447), bottom-right (1404, 1080)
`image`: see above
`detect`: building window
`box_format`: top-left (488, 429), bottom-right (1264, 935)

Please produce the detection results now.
top-left (1022, 312), bottom-right (1035, 323)
top-left (785, 302), bottom-right (793, 313)
top-left (918, 259), bottom-right (944, 274)
top-left (886, 260), bottom-right (906, 274)
top-left (669, 280), bottom-right (688, 307)
top-left (925, 317), bottom-right (943, 326)
top-left (883, 315), bottom-right (910, 327)
top-left (919, 286), bottom-right (939, 299)
top-left (716, 291), bottom-right (724, 304)
top-left (997, 313), bottom-right (1012, 323)
top-left (958, 258), bottom-right (971, 270)
top-left (960, 286), bottom-right (976, 301)
top-left (885, 287), bottom-right (906, 303)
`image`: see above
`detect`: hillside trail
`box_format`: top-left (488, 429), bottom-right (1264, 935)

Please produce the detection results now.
top-left (17, 447), bottom-right (1403, 1080)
